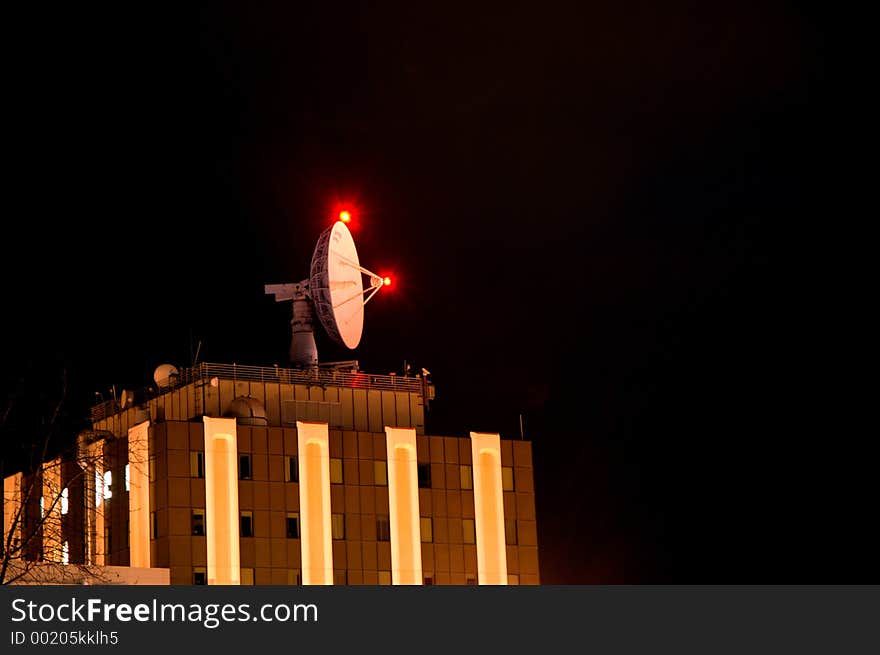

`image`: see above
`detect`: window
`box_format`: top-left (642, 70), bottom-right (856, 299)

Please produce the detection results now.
top-left (374, 460), bottom-right (387, 486)
top-left (103, 470), bottom-right (113, 500)
top-left (378, 571), bottom-right (392, 585)
top-left (502, 466), bottom-right (514, 491)
top-left (420, 517), bottom-right (433, 543)
top-left (150, 511), bottom-right (157, 539)
top-left (332, 514), bottom-right (345, 540)
top-left (505, 518), bottom-right (518, 545)
top-left (376, 515), bottom-right (390, 541)
top-left (460, 465), bottom-right (473, 490)
top-left (466, 576), bottom-right (477, 585)
top-left (240, 568), bottom-right (255, 585)
top-left (190, 452), bottom-right (204, 478)
top-left (330, 458), bottom-right (343, 484)
top-left (285, 456), bottom-right (299, 483)
top-left (424, 576), bottom-right (434, 585)
top-left (286, 512), bottom-right (300, 539)
top-left (62, 541), bottom-right (69, 565)
top-left (149, 456), bottom-right (156, 483)
top-left (507, 574), bottom-right (520, 585)
top-left (334, 570), bottom-right (347, 586)
top-left (192, 510), bottom-right (205, 536)
top-left (288, 569), bottom-right (301, 585)
top-left (125, 464), bottom-right (130, 491)
top-left (462, 519), bottom-right (476, 544)
top-left (60, 488), bottom-right (68, 515)
top-left (39, 496), bottom-right (44, 518)
top-left (193, 568), bottom-right (207, 585)
top-left (239, 454), bottom-right (252, 480)
top-left (240, 511), bottom-right (254, 538)
top-left (417, 463), bottom-right (431, 488)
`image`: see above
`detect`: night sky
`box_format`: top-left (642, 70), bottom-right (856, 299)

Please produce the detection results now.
top-left (5, 4), bottom-right (860, 582)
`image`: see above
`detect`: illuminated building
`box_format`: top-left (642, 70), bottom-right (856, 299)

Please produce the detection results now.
top-left (4, 361), bottom-right (539, 585)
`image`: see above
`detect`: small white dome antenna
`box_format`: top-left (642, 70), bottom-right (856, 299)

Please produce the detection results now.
top-left (265, 217), bottom-right (390, 366)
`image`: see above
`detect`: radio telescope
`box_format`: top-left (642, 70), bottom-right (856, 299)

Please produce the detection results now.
top-left (265, 219), bottom-right (390, 366)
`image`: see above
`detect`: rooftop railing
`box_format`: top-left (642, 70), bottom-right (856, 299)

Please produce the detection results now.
top-left (90, 361), bottom-right (426, 422)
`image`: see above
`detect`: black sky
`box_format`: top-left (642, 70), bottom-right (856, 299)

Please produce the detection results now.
top-left (5, 3), bottom-right (863, 582)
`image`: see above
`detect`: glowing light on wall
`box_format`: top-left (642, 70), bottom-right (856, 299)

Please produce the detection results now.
top-left (42, 460), bottom-right (63, 562)
top-left (470, 432), bottom-right (508, 585)
top-left (61, 488), bottom-right (68, 515)
top-left (3, 473), bottom-right (22, 551)
top-left (296, 421), bottom-right (333, 585)
top-left (87, 441), bottom-right (106, 566)
top-left (203, 417), bottom-right (241, 585)
top-left (384, 427), bottom-right (422, 585)
top-left (128, 421), bottom-right (151, 569)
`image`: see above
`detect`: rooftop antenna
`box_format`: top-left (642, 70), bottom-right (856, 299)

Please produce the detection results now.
top-left (265, 217), bottom-right (390, 366)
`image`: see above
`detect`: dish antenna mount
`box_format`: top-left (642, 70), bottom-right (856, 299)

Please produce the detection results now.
top-left (265, 220), bottom-right (388, 367)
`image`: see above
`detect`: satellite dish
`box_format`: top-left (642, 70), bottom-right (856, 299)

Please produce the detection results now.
top-left (119, 389), bottom-right (136, 409)
top-left (153, 364), bottom-right (179, 389)
top-left (265, 220), bottom-right (388, 366)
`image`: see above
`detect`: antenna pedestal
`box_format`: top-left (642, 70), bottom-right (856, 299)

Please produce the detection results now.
top-left (290, 294), bottom-right (317, 367)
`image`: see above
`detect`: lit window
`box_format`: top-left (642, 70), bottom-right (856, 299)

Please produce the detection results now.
top-left (420, 517), bottom-right (433, 543)
top-left (463, 519), bottom-right (476, 544)
top-left (332, 513), bottom-right (345, 540)
top-left (285, 456), bottom-right (299, 483)
top-left (61, 488), bottom-right (68, 515)
top-left (286, 512), bottom-right (300, 539)
top-left (288, 569), bottom-right (301, 585)
top-left (39, 496), bottom-right (44, 518)
top-left (330, 458), bottom-right (343, 484)
top-left (376, 515), bottom-right (390, 541)
top-left (193, 568), bottom-right (207, 585)
top-left (378, 571), bottom-right (391, 585)
top-left (62, 541), bottom-right (69, 565)
top-left (505, 518), bottom-right (518, 545)
top-left (190, 452), bottom-right (204, 478)
top-left (507, 574), bottom-right (520, 585)
top-left (417, 463), bottom-right (431, 488)
top-left (239, 454), bottom-right (252, 480)
top-left (240, 568), bottom-right (255, 585)
top-left (502, 466), bottom-right (514, 491)
top-left (192, 510), bottom-right (205, 536)
top-left (374, 460), bottom-right (387, 486)
top-left (460, 465), bottom-right (473, 490)
top-left (125, 464), bottom-right (130, 491)
top-left (103, 470), bottom-right (113, 500)
top-left (240, 511), bottom-right (254, 538)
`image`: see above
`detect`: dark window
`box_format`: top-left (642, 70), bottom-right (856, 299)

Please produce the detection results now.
top-left (191, 452), bottom-right (204, 478)
top-left (424, 576), bottom-right (434, 585)
top-left (193, 570), bottom-right (207, 585)
top-left (466, 577), bottom-right (477, 585)
top-left (417, 463), bottom-right (431, 488)
top-left (377, 515), bottom-right (390, 541)
top-left (240, 512), bottom-right (253, 538)
top-left (286, 514), bottom-right (300, 539)
top-left (239, 455), bottom-right (252, 480)
top-left (285, 456), bottom-right (299, 483)
top-left (192, 511), bottom-right (205, 536)
top-left (151, 511), bottom-right (158, 539)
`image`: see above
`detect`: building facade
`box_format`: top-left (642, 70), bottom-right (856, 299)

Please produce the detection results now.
top-left (3, 362), bottom-right (539, 585)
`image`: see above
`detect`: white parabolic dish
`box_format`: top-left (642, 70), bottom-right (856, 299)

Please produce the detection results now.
top-left (310, 221), bottom-right (365, 349)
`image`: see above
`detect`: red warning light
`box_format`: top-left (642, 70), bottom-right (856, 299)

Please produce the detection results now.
top-left (339, 210), bottom-right (352, 223)
top-left (383, 276), bottom-right (392, 286)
